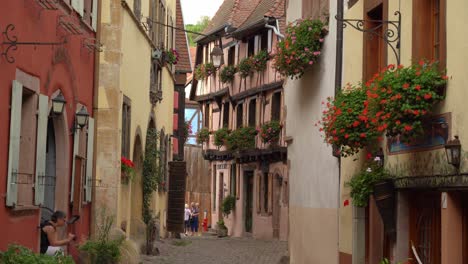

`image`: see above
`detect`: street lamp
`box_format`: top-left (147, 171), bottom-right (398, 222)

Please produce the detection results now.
top-left (75, 106), bottom-right (89, 129)
top-left (51, 92), bottom-right (66, 115)
top-left (210, 44), bottom-right (224, 68)
top-left (445, 135), bottom-right (462, 169)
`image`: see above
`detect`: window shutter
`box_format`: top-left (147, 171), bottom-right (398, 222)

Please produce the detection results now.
top-left (70, 129), bottom-right (80, 202)
top-left (254, 35), bottom-right (259, 53)
top-left (91, 0), bottom-right (98, 30)
top-left (267, 30), bottom-right (272, 52)
top-left (235, 44), bottom-right (239, 64)
top-left (72, 0), bottom-right (84, 17)
top-left (34, 95), bottom-right (48, 206)
top-left (85, 117), bottom-right (94, 202)
top-left (6, 81), bottom-right (23, 207)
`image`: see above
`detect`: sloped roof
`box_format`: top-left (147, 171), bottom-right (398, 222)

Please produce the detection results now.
top-left (175, 0), bottom-right (191, 73)
top-left (233, 0), bottom-right (285, 34)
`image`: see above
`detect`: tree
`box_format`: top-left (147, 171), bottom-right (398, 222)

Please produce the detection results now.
top-left (185, 16), bottom-right (210, 47)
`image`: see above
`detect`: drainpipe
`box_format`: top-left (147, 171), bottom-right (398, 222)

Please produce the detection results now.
top-left (265, 18), bottom-right (284, 39)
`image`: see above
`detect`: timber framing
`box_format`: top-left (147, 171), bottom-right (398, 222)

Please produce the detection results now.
top-left (203, 146), bottom-right (287, 164)
top-left (394, 173), bottom-right (468, 189)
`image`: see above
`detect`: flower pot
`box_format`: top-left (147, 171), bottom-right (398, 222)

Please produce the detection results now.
top-left (373, 179), bottom-right (396, 234)
top-left (217, 227), bottom-right (228, 237)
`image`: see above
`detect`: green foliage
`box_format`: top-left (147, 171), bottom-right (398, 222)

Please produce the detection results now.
top-left (142, 128), bottom-right (163, 224)
top-left (183, 120), bottom-right (192, 144)
top-left (367, 61), bottom-right (447, 142)
top-left (194, 63), bottom-right (216, 80)
top-left (380, 258), bottom-right (407, 264)
top-left (165, 48), bottom-right (179, 65)
top-left (238, 57), bottom-right (253, 78)
top-left (79, 212), bottom-right (124, 264)
top-left (196, 128), bottom-right (210, 144)
top-left (259, 120), bottom-right (282, 145)
top-left (185, 16), bottom-right (210, 47)
top-left (226, 127), bottom-right (257, 151)
top-left (220, 65), bottom-right (237, 83)
top-left (274, 18), bottom-right (325, 79)
top-left (252, 50), bottom-right (270, 72)
top-left (217, 220), bottom-right (227, 229)
top-left (346, 162), bottom-right (390, 207)
top-left (214, 128), bottom-right (230, 147)
top-left (221, 195), bottom-right (236, 217)
top-left (0, 245), bottom-right (74, 264)
top-left (319, 85), bottom-right (379, 157)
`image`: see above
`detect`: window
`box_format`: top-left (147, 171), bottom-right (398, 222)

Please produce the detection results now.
top-left (260, 31), bottom-right (269, 51)
top-left (271, 92), bottom-right (281, 121)
top-left (122, 96), bottom-right (131, 158)
top-left (248, 99), bottom-right (256, 127)
top-left (228, 46), bottom-right (235, 66)
top-left (133, 0), bottom-right (141, 21)
top-left (412, 0), bottom-right (446, 68)
top-left (204, 103), bottom-right (210, 128)
top-left (248, 37), bottom-right (255, 57)
top-left (263, 173), bottom-right (269, 212)
top-left (230, 164), bottom-right (237, 196)
top-left (223, 102), bottom-right (230, 128)
top-left (236, 103), bottom-right (243, 128)
top-left (204, 45), bottom-right (210, 64)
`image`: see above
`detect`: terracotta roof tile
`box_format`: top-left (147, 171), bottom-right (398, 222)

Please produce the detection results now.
top-left (234, 0), bottom-right (285, 33)
top-left (175, 0), bottom-right (192, 73)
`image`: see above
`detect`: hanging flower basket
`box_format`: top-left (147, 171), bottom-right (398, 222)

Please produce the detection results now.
top-left (259, 120), bottom-right (282, 146)
top-left (238, 57), bottom-right (254, 78)
top-left (252, 50), bottom-right (270, 72)
top-left (196, 128), bottom-right (210, 144)
top-left (226, 127), bottom-right (257, 151)
top-left (165, 48), bottom-right (179, 65)
top-left (220, 65), bottom-right (237, 83)
top-left (194, 63), bottom-right (216, 80)
top-left (121, 156), bottom-right (135, 184)
top-left (183, 120), bottom-right (192, 144)
top-left (214, 128), bottom-right (230, 148)
top-left (319, 84), bottom-right (380, 157)
top-left (366, 61), bottom-right (448, 142)
top-left (274, 18), bottom-right (326, 79)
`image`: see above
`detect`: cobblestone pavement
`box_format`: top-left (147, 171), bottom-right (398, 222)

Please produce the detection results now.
top-left (141, 235), bottom-right (288, 264)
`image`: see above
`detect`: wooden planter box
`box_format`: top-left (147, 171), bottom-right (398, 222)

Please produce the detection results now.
top-left (373, 179), bottom-right (396, 234)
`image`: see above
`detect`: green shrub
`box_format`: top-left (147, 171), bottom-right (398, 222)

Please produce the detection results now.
top-left (0, 244), bottom-right (74, 264)
top-left (214, 128), bottom-right (230, 147)
top-left (221, 195), bottom-right (236, 217)
top-left (346, 162), bottom-right (390, 207)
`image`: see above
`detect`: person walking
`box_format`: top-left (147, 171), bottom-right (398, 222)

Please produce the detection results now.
top-left (184, 203), bottom-right (191, 236)
top-left (190, 202), bottom-right (199, 236)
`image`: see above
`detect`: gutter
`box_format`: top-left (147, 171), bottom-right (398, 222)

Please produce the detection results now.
top-left (265, 18), bottom-right (284, 39)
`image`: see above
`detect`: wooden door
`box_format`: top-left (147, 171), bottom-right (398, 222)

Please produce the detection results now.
top-left (218, 173), bottom-right (224, 221)
top-left (167, 161), bottom-right (187, 233)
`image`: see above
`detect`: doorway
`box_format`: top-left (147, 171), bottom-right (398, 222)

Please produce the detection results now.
top-left (244, 171), bottom-right (254, 233)
top-left (41, 119), bottom-right (57, 221)
top-left (218, 173), bottom-right (224, 221)
top-left (272, 174), bottom-right (281, 239)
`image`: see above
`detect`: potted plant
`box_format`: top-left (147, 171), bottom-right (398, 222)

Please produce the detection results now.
top-left (259, 120), bottom-right (282, 146)
top-left (220, 65), bottom-right (237, 83)
top-left (121, 156), bottom-right (135, 184)
top-left (274, 18), bottom-right (325, 79)
top-left (216, 220), bottom-right (228, 238)
top-left (221, 195), bottom-right (236, 217)
top-left (196, 128), bottom-right (210, 144)
top-left (238, 57), bottom-right (253, 78)
top-left (165, 48), bottom-right (179, 65)
top-left (319, 84), bottom-right (380, 157)
top-left (214, 128), bottom-right (230, 148)
top-left (252, 50), bottom-right (270, 72)
top-left (226, 127), bottom-right (257, 151)
top-left (367, 61), bottom-right (448, 142)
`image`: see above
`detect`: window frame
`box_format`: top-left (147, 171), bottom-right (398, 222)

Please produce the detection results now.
top-left (122, 96), bottom-right (132, 158)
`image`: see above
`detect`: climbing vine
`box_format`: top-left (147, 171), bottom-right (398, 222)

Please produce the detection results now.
top-left (142, 128), bottom-right (163, 224)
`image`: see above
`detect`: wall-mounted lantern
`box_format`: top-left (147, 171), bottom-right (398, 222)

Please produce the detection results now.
top-left (75, 106), bottom-right (89, 130)
top-left (210, 44), bottom-right (224, 68)
top-left (445, 135), bottom-right (462, 169)
top-left (51, 92), bottom-right (66, 115)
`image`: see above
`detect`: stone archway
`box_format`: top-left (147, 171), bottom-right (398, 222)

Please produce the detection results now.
top-left (130, 134), bottom-right (145, 244)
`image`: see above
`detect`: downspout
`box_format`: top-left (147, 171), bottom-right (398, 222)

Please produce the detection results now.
top-left (91, 0), bottom-right (103, 235)
top-left (335, 0), bottom-right (344, 263)
top-left (265, 18), bottom-right (284, 39)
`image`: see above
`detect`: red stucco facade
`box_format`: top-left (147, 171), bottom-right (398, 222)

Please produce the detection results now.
top-left (0, 1), bottom-right (96, 257)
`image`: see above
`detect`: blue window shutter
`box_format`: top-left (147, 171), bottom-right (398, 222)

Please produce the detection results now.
top-left (6, 81), bottom-right (22, 207)
top-left (70, 129), bottom-right (80, 202)
top-left (35, 95), bottom-right (49, 205)
top-left (85, 118), bottom-right (94, 202)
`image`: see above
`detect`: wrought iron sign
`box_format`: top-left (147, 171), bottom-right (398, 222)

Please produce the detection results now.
top-left (1, 24), bottom-right (66, 63)
top-left (336, 11), bottom-right (401, 65)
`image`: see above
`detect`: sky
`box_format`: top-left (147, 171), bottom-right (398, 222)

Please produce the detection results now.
top-left (180, 0), bottom-right (224, 25)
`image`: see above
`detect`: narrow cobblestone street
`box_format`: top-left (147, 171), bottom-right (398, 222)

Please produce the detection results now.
top-left (141, 236), bottom-right (288, 264)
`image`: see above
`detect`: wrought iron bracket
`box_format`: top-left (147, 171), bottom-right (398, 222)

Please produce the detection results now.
top-left (82, 38), bottom-right (103, 53)
top-left (1, 24), bottom-right (66, 63)
top-left (336, 11), bottom-right (401, 65)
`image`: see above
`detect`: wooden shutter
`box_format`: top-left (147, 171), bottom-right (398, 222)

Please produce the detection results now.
top-left (85, 118), bottom-right (94, 202)
top-left (72, 0), bottom-right (84, 17)
top-left (235, 44), bottom-right (239, 64)
top-left (91, 0), bottom-right (98, 30)
top-left (70, 129), bottom-right (80, 202)
top-left (6, 81), bottom-right (23, 207)
top-left (267, 30), bottom-right (272, 52)
top-left (34, 95), bottom-right (48, 205)
top-left (72, 156), bottom-right (84, 215)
